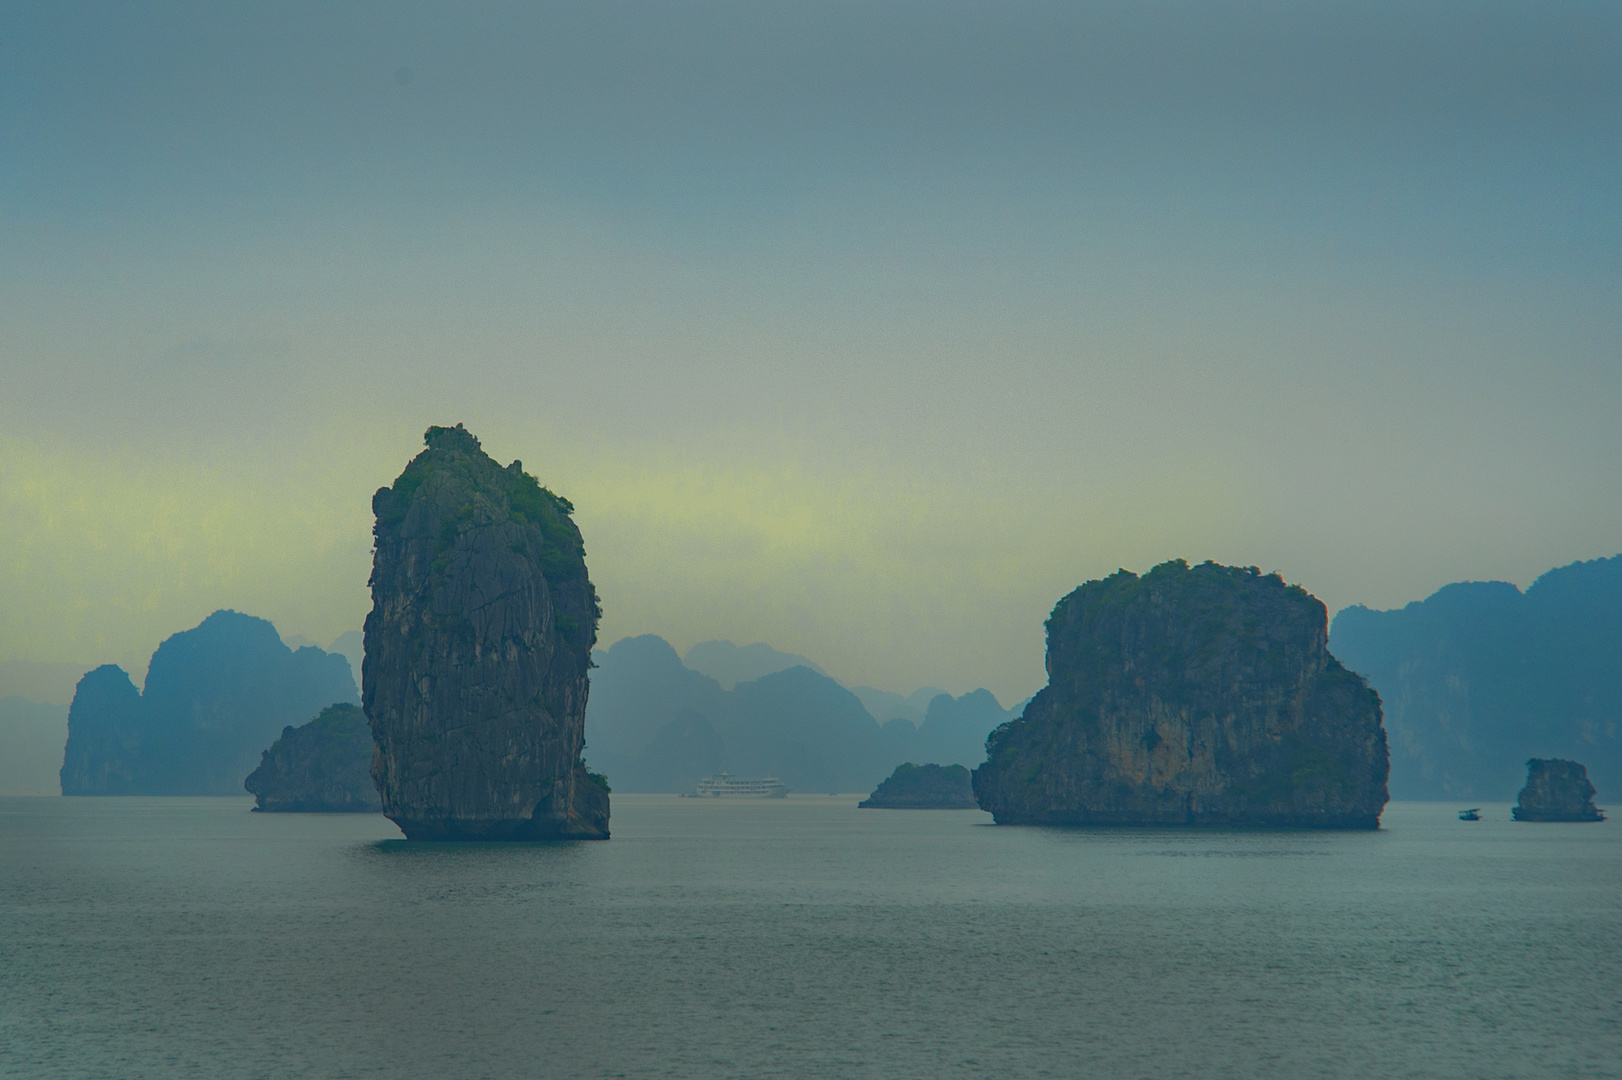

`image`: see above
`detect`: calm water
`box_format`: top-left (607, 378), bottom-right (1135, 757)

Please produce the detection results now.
top-left (1, 796), bottom-right (1617, 1079)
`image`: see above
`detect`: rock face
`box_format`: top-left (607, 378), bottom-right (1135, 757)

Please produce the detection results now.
top-left (1512, 759), bottom-right (1605, 821)
top-left (860, 763), bottom-right (978, 809)
top-left (365, 424), bottom-right (608, 840)
top-left (974, 560), bottom-right (1389, 829)
top-left (1330, 554), bottom-right (1622, 801)
top-left (60, 612), bottom-right (358, 795)
top-left (244, 704), bottom-right (381, 812)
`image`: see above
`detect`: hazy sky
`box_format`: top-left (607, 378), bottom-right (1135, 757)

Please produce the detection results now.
top-left (3, 1), bottom-right (1618, 704)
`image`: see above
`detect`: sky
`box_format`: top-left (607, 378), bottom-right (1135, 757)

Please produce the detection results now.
top-left (3, 0), bottom-right (1619, 705)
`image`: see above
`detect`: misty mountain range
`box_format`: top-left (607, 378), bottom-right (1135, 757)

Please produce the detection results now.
top-left (1331, 554), bottom-right (1622, 801)
top-left (681, 640), bottom-right (827, 689)
top-left (680, 639), bottom-right (951, 726)
top-left (0, 619), bottom-right (1012, 798)
top-left (2, 554), bottom-right (1617, 801)
top-left (584, 635), bottom-right (1017, 794)
top-left (283, 630), bottom-right (363, 696)
top-left (60, 611), bottom-right (358, 796)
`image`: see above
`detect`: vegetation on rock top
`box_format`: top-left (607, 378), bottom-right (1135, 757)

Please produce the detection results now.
top-left (859, 762), bottom-right (979, 809)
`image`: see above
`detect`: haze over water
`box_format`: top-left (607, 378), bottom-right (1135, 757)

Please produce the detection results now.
top-left (4, 1), bottom-right (1620, 704)
top-left (4, 4), bottom-right (1619, 1076)
top-left (3, 797), bottom-right (1616, 1079)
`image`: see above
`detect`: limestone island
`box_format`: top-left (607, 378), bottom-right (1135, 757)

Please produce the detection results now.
top-left (60, 611), bottom-right (357, 796)
top-left (365, 424), bottom-right (609, 840)
top-left (1512, 758), bottom-right (1605, 821)
top-left (244, 703), bottom-right (381, 812)
top-left (860, 763), bottom-right (979, 809)
top-left (973, 559), bottom-right (1389, 829)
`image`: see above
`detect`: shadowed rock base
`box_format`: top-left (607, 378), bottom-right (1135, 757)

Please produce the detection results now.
top-left (392, 769), bottom-right (611, 839)
top-left (985, 807), bottom-right (1382, 829)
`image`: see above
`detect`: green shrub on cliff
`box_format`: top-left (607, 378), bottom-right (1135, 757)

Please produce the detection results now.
top-left (859, 762), bottom-right (978, 808)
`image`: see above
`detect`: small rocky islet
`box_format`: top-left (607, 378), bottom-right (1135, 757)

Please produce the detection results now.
top-left (973, 559), bottom-right (1390, 829)
top-left (1513, 758), bottom-right (1605, 822)
top-left (860, 763), bottom-right (978, 809)
top-left (364, 424), bottom-right (609, 840)
top-left (244, 704), bottom-right (380, 812)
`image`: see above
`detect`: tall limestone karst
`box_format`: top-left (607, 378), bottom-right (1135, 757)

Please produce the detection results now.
top-left (974, 560), bottom-right (1389, 829)
top-left (365, 424), bottom-right (608, 840)
top-left (60, 612), bottom-right (358, 795)
top-left (59, 665), bottom-right (145, 794)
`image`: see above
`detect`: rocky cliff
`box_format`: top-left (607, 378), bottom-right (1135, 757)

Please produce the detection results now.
top-left (973, 560), bottom-right (1389, 829)
top-left (1330, 554), bottom-right (1622, 800)
top-left (244, 704), bottom-right (381, 812)
top-left (1512, 759), bottom-right (1604, 822)
top-left (860, 763), bottom-right (978, 809)
top-left (365, 424), bottom-right (608, 840)
top-left (60, 613), bottom-right (358, 795)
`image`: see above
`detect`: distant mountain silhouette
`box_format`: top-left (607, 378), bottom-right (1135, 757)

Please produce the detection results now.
top-left (60, 611), bottom-right (358, 795)
top-left (328, 631), bottom-right (364, 693)
top-left (583, 635), bottom-right (729, 790)
top-left (281, 631), bottom-right (364, 690)
top-left (849, 685), bottom-right (948, 724)
top-left (0, 697), bottom-right (69, 794)
top-left (1331, 555), bottom-right (1622, 800)
top-left (916, 689), bottom-right (1012, 768)
top-left (682, 640), bottom-right (827, 690)
top-left (723, 666), bottom-right (885, 792)
top-left (585, 636), bottom-right (1013, 792)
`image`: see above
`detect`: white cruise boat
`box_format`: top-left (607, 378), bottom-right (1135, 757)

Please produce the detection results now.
top-left (692, 773), bottom-right (789, 799)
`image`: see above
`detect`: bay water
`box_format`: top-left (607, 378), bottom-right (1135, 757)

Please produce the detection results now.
top-left (2, 796), bottom-right (1617, 1078)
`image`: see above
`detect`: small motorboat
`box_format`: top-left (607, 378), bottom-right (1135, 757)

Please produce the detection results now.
top-left (1458, 808), bottom-right (1481, 821)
